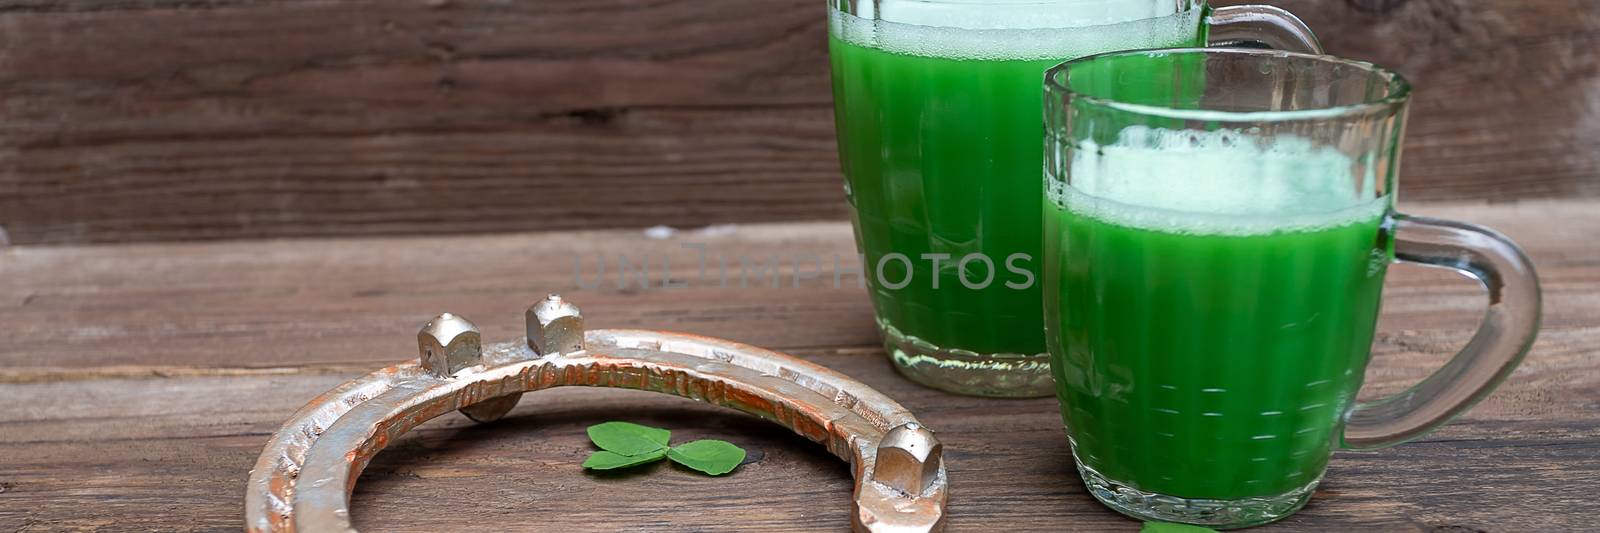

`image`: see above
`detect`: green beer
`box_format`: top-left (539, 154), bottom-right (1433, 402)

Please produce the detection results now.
top-left (1044, 48), bottom-right (1540, 529)
top-left (829, 2), bottom-right (1205, 396)
top-left (1045, 127), bottom-right (1390, 500)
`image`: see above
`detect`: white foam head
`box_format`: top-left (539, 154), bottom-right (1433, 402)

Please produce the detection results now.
top-left (1050, 126), bottom-right (1388, 235)
top-left (830, 0), bottom-right (1202, 61)
top-left (867, 0), bottom-right (1186, 29)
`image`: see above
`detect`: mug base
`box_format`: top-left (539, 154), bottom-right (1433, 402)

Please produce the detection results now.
top-left (1076, 459), bottom-right (1320, 529)
top-left (879, 319), bottom-right (1054, 398)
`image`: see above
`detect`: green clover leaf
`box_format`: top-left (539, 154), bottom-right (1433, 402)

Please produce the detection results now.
top-left (579, 422), bottom-right (746, 476)
top-left (667, 439), bottom-right (747, 476)
top-left (587, 421), bottom-right (671, 456)
top-left (583, 449), bottom-right (668, 471)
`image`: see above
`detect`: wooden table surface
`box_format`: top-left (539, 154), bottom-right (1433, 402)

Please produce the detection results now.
top-left (2, 200), bottom-right (1596, 532)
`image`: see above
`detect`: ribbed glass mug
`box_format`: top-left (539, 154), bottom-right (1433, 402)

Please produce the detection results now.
top-left (1042, 48), bottom-right (1542, 527)
top-left (829, 0), bottom-right (1322, 397)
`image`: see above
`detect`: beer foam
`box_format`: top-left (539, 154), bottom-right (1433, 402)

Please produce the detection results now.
top-left (1049, 127), bottom-right (1388, 236)
top-left (830, 1), bottom-right (1201, 61)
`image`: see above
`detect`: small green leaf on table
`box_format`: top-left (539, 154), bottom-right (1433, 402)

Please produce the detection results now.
top-left (667, 439), bottom-right (747, 476)
top-left (587, 421), bottom-right (671, 456)
top-left (583, 449), bottom-right (668, 471)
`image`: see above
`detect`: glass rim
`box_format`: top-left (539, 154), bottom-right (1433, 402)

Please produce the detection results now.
top-left (828, 0), bottom-right (1205, 25)
top-left (1044, 47), bottom-right (1413, 122)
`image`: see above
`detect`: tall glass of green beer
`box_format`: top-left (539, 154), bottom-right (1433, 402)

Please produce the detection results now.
top-left (1043, 48), bottom-right (1543, 527)
top-left (828, 0), bottom-right (1321, 397)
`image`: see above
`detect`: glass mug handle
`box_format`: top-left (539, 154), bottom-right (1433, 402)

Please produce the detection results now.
top-left (1207, 5), bottom-right (1325, 54)
top-left (1342, 215), bottom-right (1543, 449)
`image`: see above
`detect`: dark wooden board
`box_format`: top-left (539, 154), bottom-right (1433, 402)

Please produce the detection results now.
top-left (1, 200), bottom-right (1597, 531)
top-left (1, 357), bottom-right (1595, 532)
top-left (2, 0), bottom-right (1597, 244)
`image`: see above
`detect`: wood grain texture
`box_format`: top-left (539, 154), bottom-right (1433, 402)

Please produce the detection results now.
top-left (1, 200), bottom-right (1597, 531)
top-left (1, 0), bottom-right (1597, 244)
top-left (1244, 0), bottom-right (1600, 200)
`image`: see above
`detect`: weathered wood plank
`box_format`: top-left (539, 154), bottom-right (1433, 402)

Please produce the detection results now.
top-left (0, 201), bottom-right (1597, 530)
top-left (0, 353), bottom-right (1595, 532)
top-left (2, 0), bottom-right (1596, 244)
top-left (3, 201), bottom-right (1596, 373)
top-left (0, 0), bottom-right (841, 244)
top-left (0, 221), bottom-right (882, 371)
top-left (1249, 0), bottom-right (1600, 201)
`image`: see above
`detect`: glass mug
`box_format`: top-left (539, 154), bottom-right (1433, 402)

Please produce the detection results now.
top-left (1042, 48), bottom-right (1542, 528)
top-left (829, 0), bottom-right (1323, 398)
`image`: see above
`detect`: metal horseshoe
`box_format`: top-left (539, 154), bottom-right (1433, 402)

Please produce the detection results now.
top-left (245, 295), bottom-right (948, 532)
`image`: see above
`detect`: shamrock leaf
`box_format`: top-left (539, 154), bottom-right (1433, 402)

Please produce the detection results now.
top-left (582, 449), bottom-right (668, 471)
top-left (667, 439), bottom-right (746, 476)
top-left (1141, 522), bottom-right (1218, 533)
top-left (587, 421), bottom-right (671, 456)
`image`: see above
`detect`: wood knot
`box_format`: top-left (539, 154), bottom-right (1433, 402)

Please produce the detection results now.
top-left (566, 107), bottom-right (626, 126)
top-left (1426, 526), bottom-right (1489, 533)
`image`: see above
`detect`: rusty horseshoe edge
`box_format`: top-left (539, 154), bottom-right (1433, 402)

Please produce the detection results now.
top-left (244, 295), bottom-right (948, 533)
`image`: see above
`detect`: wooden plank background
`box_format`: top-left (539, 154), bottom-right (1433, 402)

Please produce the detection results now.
top-left (2, 0), bottom-right (1597, 244)
top-left (1, 200), bottom-right (1597, 531)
